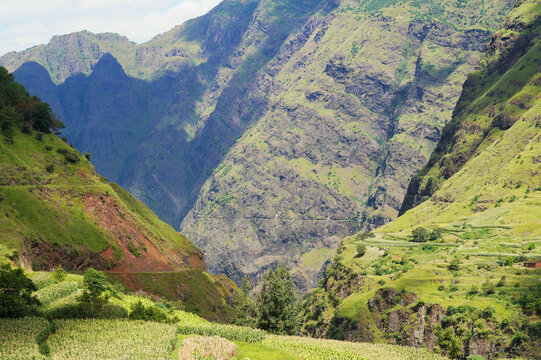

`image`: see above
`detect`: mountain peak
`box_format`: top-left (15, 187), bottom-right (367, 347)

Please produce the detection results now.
top-left (90, 53), bottom-right (128, 80)
top-left (48, 30), bottom-right (131, 45)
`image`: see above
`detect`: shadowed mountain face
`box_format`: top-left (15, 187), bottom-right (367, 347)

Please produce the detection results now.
top-left (1, 0), bottom-right (514, 290)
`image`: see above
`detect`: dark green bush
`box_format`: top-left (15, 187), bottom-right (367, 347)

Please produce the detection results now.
top-left (411, 227), bottom-right (429, 242)
top-left (429, 228), bottom-right (443, 241)
top-left (0, 267), bottom-right (40, 317)
top-left (448, 257), bottom-right (461, 271)
top-left (56, 148), bottom-right (80, 164)
top-left (355, 243), bottom-right (366, 257)
top-left (481, 307), bottom-right (495, 319)
top-left (129, 301), bottom-right (168, 323)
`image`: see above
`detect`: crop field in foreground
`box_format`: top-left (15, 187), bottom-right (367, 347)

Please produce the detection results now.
top-left (0, 317), bottom-right (48, 360)
top-left (48, 319), bottom-right (177, 360)
top-left (1, 317), bottom-right (451, 360)
top-left (263, 335), bottom-right (448, 360)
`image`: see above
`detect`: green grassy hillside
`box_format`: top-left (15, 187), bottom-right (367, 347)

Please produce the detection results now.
top-left (300, 1), bottom-right (541, 359)
top-left (0, 68), bottom-right (236, 321)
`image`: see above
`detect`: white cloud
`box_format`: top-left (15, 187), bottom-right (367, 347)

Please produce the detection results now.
top-left (0, 0), bottom-right (222, 55)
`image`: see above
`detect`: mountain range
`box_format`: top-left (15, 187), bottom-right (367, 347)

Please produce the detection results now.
top-left (0, 0), bottom-right (517, 290)
top-left (0, 0), bottom-right (540, 357)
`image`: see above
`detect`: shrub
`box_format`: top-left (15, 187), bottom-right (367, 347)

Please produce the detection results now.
top-left (45, 164), bottom-right (54, 173)
top-left (355, 243), bottom-right (366, 257)
top-left (411, 227), bottom-right (429, 242)
top-left (430, 228), bottom-right (443, 241)
top-left (56, 148), bottom-right (80, 164)
top-left (446, 306), bottom-right (458, 316)
top-left (448, 257), bottom-right (461, 271)
top-left (127, 242), bottom-right (141, 257)
top-left (510, 332), bottom-right (526, 347)
top-left (53, 266), bottom-right (67, 283)
top-left (467, 285), bottom-right (479, 296)
top-left (457, 305), bottom-right (476, 314)
top-left (0, 267), bottom-right (40, 317)
top-left (449, 285), bottom-right (459, 292)
top-left (481, 307), bottom-right (495, 319)
top-left (437, 327), bottom-right (462, 358)
top-left (129, 301), bottom-right (168, 323)
top-left (516, 284), bottom-right (541, 315)
top-left (85, 152), bottom-right (92, 160)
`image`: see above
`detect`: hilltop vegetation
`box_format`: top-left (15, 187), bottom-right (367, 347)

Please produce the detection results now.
top-left (0, 67), bottom-right (236, 322)
top-left (300, 1), bottom-right (541, 358)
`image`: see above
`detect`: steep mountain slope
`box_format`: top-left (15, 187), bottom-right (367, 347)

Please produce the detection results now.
top-left (0, 68), bottom-right (236, 322)
top-left (1, 0), bottom-right (328, 230)
top-left (0, 0), bottom-right (514, 290)
top-left (300, 1), bottom-right (540, 358)
top-left (181, 0), bottom-right (513, 288)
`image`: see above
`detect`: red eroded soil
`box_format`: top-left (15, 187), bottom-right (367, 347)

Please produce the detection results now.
top-left (188, 252), bottom-right (206, 270)
top-left (84, 194), bottom-right (175, 273)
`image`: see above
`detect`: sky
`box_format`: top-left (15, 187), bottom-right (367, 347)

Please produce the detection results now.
top-left (0, 0), bottom-right (222, 56)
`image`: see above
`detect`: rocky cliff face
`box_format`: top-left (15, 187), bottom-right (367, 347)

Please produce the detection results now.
top-left (1, 0), bottom-right (513, 290)
top-left (180, 0), bottom-right (513, 289)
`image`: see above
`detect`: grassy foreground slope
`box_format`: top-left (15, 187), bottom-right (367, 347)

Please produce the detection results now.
top-left (0, 68), bottom-right (236, 321)
top-left (0, 270), bottom-right (448, 360)
top-left (300, 1), bottom-right (541, 359)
